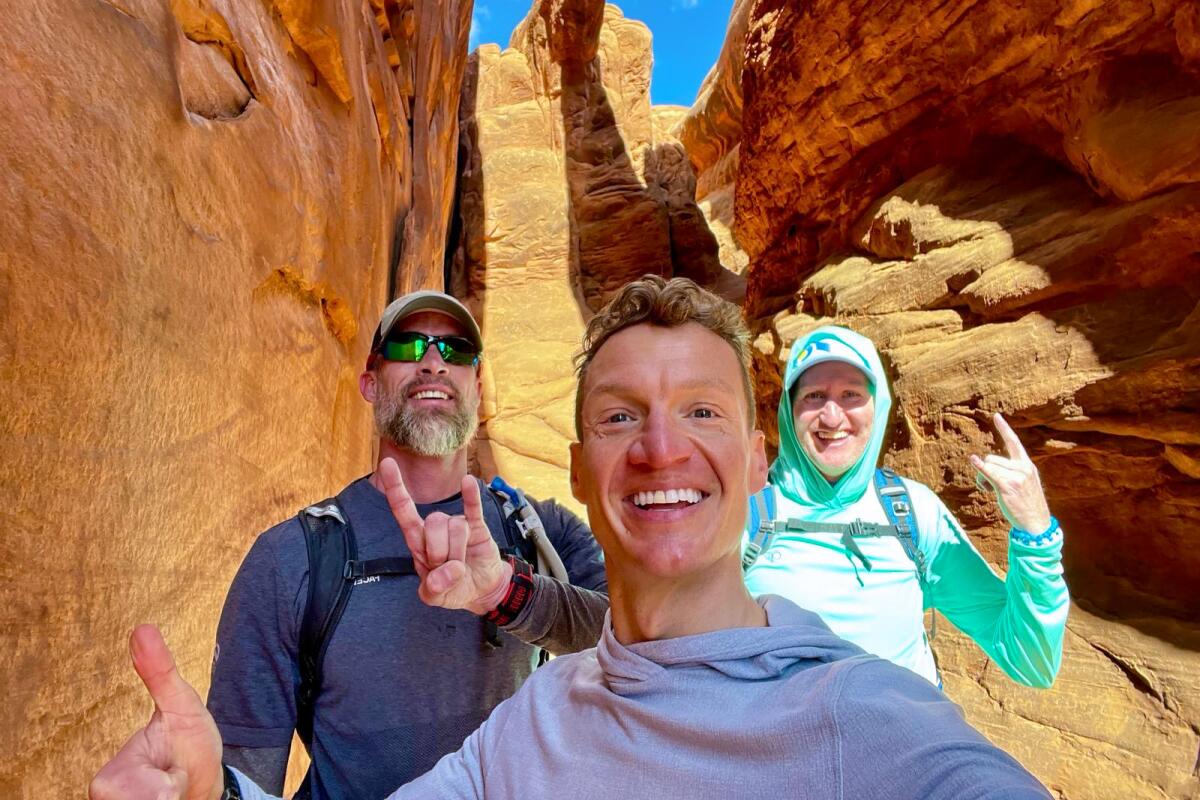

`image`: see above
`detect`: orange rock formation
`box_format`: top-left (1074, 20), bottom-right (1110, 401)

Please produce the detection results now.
top-left (0, 0), bottom-right (471, 795)
top-left (451, 0), bottom-right (739, 508)
top-left (3, 0), bottom-right (1197, 797)
top-left (686, 0), bottom-right (1200, 796)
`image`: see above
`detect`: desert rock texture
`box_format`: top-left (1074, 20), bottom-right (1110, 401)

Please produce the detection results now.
top-left (0, 0), bottom-right (471, 796)
top-left (451, 0), bottom-right (739, 507)
top-left (689, 0), bottom-right (1198, 797)
top-left (2, 0), bottom-right (1198, 798)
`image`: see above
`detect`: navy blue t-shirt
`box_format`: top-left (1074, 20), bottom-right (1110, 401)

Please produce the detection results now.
top-left (207, 476), bottom-right (606, 799)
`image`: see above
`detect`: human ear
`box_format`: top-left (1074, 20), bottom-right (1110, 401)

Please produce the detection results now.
top-left (569, 442), bottom-right (586, 504)
top-left (359, 369), bottom-right (377, 403)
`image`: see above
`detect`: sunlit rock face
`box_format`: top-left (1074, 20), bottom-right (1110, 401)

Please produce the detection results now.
top-left (0, 0), bottom-right (470, 795)
top-left (675, 0), bottom-right (755, 276)
top-left (452, 1), bottom-right (739, 508)
top-left (716, 0), bottom-right (1199, 796)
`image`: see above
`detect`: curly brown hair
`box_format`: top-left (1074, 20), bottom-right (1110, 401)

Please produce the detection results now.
top-left (573, 275), bottom-right (754, 439)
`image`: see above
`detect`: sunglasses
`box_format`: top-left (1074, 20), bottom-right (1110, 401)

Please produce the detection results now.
top-left (378, 331), bottom-right (481, 367)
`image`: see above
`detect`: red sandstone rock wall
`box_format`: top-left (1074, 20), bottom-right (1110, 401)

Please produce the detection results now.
top-left (0, 1), bottom-right (472, 796)
top-left (6, 0), bottom-right (1196, 797)
top-left (697, 0), bottom-right (1199, 796)
top-left (452, 1), bottom-right (739, 508)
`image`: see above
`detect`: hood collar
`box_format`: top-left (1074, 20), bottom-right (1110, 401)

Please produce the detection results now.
top-left (596, 596), bottom-right (865, 696)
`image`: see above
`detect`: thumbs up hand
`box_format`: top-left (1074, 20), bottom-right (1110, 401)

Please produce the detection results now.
top-left (89, 625), bottom-right (224, 800)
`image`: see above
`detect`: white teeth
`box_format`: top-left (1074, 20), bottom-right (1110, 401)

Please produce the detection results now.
top-left (630, 488), bottom-right (703, 508)
top-left (414, 390), bottom-right (449, 400)
top-left (817, 431), bottom-right (848, 440)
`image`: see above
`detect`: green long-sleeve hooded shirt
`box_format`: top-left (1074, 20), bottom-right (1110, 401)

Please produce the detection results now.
top-left (744, 326), bottom-right (1069, 688)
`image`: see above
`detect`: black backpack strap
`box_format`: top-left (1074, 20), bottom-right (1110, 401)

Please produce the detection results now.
top-left (295, 499), bottom-right (357, 751)
top-left (345, 557), bottom-right (416, 579)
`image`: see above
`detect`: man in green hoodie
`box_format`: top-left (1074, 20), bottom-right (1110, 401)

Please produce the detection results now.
top-left (743, 326), bottom-right (1069, 688)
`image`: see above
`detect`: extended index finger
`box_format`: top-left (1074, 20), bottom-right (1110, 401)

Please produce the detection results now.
top-left (379, 458), bottom-right (426, 546)
top-left (992, 413), bottom-right (1029, 462)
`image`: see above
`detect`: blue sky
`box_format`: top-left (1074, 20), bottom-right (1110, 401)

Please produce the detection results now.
top-left (469, 1), bottom-right (736, 107)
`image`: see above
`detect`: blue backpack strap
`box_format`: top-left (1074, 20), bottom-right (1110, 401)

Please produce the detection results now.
top-left (873, 467), bottom-right (928, 583)
top-left (874, 468), bottom-right (943, 671)
top-left (742, 486), bottom-right (778, 571)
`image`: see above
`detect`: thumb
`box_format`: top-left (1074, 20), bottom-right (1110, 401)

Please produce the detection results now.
top-left (130, 625), bottom-right (204, 718)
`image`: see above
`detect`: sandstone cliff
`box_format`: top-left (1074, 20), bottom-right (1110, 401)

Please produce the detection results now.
top-left (4, 0), bottom-right (1198, 798)
top-left (0, 1), bottom-right (472, 796)
top-left (685, 0), bottom-right (1199, 796)
top-left (451, 0), bottom-right (739, 509)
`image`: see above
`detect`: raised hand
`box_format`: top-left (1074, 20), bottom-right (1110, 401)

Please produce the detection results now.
top-left (969, 413), bottom-right (1053, 535)
top-left (89, 625), bottom-right (223, 800)
top-left (378, 458), bottom-right (512, 614)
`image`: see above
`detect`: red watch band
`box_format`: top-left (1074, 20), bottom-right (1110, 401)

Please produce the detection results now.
top-left (484, 556), bottom-right (535, 626)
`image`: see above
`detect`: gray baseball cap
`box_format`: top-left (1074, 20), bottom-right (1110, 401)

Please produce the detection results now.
top-left (369, 290), bottom-right (483, 356)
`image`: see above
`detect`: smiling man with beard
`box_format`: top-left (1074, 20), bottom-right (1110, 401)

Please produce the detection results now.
top-left (203, 291), bottom-right (607, 800)
top-left (92, 277), bottom-right (1050, 800)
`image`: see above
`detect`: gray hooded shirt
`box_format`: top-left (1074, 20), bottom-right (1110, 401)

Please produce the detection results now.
top-left (235, 596), bottom-right (1049, 799)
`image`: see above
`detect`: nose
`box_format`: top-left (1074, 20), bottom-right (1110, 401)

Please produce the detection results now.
top-left (418, 346), bottom-right (449, 374)
top-left (817, 398), bottom-right (845, 426)
top-left (629, 410), bottom-right (693, 469)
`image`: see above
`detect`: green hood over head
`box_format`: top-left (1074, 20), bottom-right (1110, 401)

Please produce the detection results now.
top-left (770, 326), bottom-right (892, 518)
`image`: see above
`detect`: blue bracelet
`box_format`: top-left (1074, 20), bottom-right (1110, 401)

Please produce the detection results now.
top-left (1010, 516), bottom-right (1061, 546)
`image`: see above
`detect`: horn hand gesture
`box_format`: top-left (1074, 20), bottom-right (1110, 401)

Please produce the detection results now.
top-left (378, 458), bottom-right (513, 614)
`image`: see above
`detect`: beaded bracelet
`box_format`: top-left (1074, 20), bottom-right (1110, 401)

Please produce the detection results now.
top-left (1010, 516), bottom-right (1061, 546)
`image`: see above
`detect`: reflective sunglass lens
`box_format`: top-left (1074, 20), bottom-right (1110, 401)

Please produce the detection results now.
top-left (381, 334), bottom-right (427, 362)
top-left (437, 337), bottom-right (479, 366)
top-left (379, 332), bottom-right (479, 366)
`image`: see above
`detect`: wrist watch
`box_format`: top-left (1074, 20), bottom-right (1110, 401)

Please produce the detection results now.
top-left (221, 764), bottom-right (242, 800)
top-left (484, 555), bottom-right (536, 626)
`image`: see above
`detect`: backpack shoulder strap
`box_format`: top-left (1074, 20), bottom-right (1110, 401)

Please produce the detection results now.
top-left (484, 479), bottom-right (527, 558)
top-left (873, 467), bottom-right (928, 582)
top-left (741, 485), bottom-right (779, 571)
top-left (295, 498), bottom-right (419, 751)
top-left (295, 499), bottom-right (356, 751)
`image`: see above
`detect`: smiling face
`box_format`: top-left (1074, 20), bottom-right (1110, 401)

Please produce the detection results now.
top-left (360, 311), bottom-right (482, 457)
top-left (570, 322), bottom-right (767, 581)
top-left (790, 361), bottom-right (875, 482)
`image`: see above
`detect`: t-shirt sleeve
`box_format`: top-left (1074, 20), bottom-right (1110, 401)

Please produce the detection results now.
top-left (206, 521), bottom-right (305, 748)
top-left (834, 658), bottom-right (1051, 799)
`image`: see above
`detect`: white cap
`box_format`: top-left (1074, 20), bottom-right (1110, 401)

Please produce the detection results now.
top-left (784, 338), bottom-right (874, 392)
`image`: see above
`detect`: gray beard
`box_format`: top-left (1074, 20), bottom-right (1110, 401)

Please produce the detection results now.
top-left (374, 382), bottom-right (479, 457)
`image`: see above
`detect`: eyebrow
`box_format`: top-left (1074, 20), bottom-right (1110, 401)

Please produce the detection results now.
top-left (585, 377), bottom-right (740, 401)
